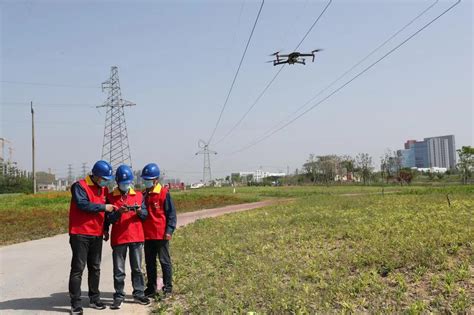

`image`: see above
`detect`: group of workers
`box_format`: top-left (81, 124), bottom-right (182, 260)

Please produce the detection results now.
top-left (68, 160), bottom-right (177, 315)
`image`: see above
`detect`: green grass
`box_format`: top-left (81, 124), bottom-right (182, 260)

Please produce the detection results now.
top-left (0, 189), bottom-right (259, 246)
top-left (0, 185), bottom-right (470, 246)
top-left (159, 185), bottom-right (473, 313)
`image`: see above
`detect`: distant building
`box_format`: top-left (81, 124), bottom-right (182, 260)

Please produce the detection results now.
top-left (238, 169), bottom-right (286, 183)
top-left (417, 167), bottom-right (448, 174)
top-left (425, 135), bottom-right (456, 169)
top-left (334, 172), bottom-right (361, 182)
top-left (397, 148), bottom-right (415, 168)
top-left (413, 140), bottom-right (429, 168)
top-left (404, 140), bottom-right (416, 150)
top-left (399, 135), bottom-right (456, 169)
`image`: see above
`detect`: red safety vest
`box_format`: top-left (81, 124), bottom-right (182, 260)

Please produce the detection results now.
top-left (107, 188), bottom-right (145, 247)
top-left (69, 175), bottom-right (107, 236)
top-left (143, 184), bottom-right (168, 240)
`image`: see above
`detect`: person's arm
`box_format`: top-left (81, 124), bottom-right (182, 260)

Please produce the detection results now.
top-left (71, 182), bottom-right (106, 213)
top-left (106, 210), bottom-right (121, 224)
top-left (103, 214), bottom-right (111, 241)
top-left (164, 192), bottom-right (177, 237)
top-left (137, 197), bottom-right (148, 221)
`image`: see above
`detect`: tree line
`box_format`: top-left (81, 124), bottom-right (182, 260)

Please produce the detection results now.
top-left (288, 146), bottom-right (474, 186)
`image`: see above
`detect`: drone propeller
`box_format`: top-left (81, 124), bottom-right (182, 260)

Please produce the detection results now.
top-left (269, 51), bottom-right (280, 56)
top-left (312, 49), bottom-right (324, 53)
top-left (266, 60), bottom-right (275, 63)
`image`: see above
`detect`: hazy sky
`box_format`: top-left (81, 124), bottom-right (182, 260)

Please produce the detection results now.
top-left (1, 0), bottom-right (472, 183)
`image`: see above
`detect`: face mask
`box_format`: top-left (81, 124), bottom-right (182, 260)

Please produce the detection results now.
top-left (119, 183), bottom-right (131, 192)
top-left (98, 179), bottom-right (109, 187)
top-left (144, 180), bottom-right (154, 189)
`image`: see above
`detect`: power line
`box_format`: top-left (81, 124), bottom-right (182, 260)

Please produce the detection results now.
top-left (207, 0), bottom-right (265, 145)
top-left (2, 120), bottom-right (102, 126)
top-left (214, 66), bottom-right (285, 145)
top-left (280, 0), bottom-right (310, 50)
top-left (1, 80), bottom-right (100, 89)
top-left (228, 0), bottom-right (460, 155)
top-left (230, 0), bottom-right (247, 50)
top-left (213, 0), bottom-right (332, 145)
top-left (262, 0), bottom-right (440, 133)
top-left (293, 0), bottom-right (332, 51)
top-left (1, 102), bottom-right (96, 108)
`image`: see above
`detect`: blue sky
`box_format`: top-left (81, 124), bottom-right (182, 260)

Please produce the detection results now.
top-left (1, 0), bottom-right (472, 182)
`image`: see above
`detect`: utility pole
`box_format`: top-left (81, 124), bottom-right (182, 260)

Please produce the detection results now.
top-left (31, 101), bottom-right (36, 194)
top-left (97, 66), bottom-right (135, 170)
top-left (195, 140), bottom-right (217, 184)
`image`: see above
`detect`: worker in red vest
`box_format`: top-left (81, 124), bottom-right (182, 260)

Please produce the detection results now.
top-left (104, 165), bottom-right (151, 309)
top-left (141, 163), bottom-right (177, 298)
top-left (68, 160), bottom-right (117, 315)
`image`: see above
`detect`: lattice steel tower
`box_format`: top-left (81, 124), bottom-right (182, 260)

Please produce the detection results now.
top-left (195, 140), bottom-right (217, 184)
top-left (97, 66), bottom-right (135, 170)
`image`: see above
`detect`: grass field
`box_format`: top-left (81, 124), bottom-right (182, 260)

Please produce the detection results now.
top-left (0, 184), bottom-right (407, 246)
top-left (0, 189), bottom-right (259, 245)
top-left (155, 185), bottom-right (473, 314)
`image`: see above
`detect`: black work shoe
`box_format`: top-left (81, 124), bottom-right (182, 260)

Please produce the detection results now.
top-left (110, 299), bottom-right (123, 310)
top-left (144, 288), bottom-right (156, 297)
top-left (89, 300), bottom-right (106, 310)
top-left (70, 306), bottom-right (83, 315)
top-left (133, 296), bottom-right (151, 305)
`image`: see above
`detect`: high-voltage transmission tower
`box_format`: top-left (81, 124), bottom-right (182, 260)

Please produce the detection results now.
top-left (67, 164), bottom-right (73, 183)
top-left (97, 66), bottom-right (135, 170)
top-left (195, 140), bottom-right (217, 184)
top-left (81, 162), bottom-right (88, 178)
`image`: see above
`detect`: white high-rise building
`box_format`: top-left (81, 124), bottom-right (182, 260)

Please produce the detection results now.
top-left (425, 135), bottom-right (456, 169)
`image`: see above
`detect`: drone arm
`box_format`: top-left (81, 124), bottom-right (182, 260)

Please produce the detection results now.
top-left (273, 60), bottom-right (288, 66)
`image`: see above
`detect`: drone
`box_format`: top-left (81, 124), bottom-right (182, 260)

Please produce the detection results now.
top-left (268, 49), bottom-right (323, 66)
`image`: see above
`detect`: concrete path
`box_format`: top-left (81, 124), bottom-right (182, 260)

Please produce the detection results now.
top-left (0, 200), bottom-right (277, 315)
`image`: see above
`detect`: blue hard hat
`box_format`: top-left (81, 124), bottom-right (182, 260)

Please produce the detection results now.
top-left (92, 160), bottom-right (113, 180)
top-left (115, 165), bottom-right (134, 184)
top-left (141, 163), bottom-right (160, 180)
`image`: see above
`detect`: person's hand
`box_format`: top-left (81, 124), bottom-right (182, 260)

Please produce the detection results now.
top-left (118, 206), bottom-right (128, 214)
top-left (165, 233), bottom-right (172, 240)
top-left (135, 207), bottom-right (142, 215)
top-left (105, 204), bottom-right (117, 213)
top-left (103, 231), bottom-right (109, 241)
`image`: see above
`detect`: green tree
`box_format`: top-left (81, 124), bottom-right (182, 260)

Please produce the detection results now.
top-left (245, 174), bottom-right (254, 185)
top-left (457, 146), bottom-right (474, 184)
top-left (381, 149), bottom-right (399, 183)
top-left (303, 154), bottom-right (318, 184)
top-left (318, 155), bottom-right (339, 185)
top-left (230, 173), bottom-right (241, 184)
top-left (340, 156), bottom-right (355, 181)
top-left (355, 153), bottom-right (373, 185)
top-left (0, 174), bottom-right (33, 194)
